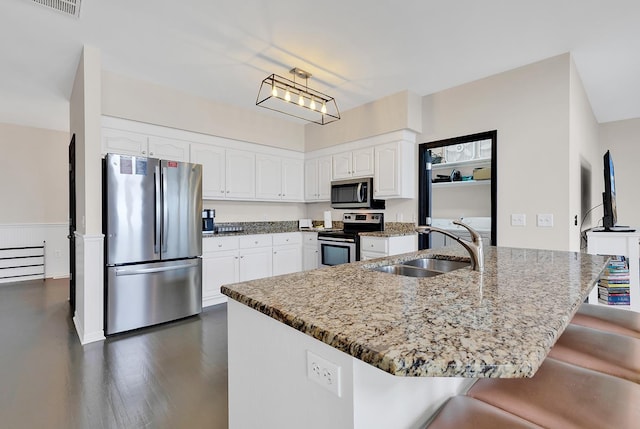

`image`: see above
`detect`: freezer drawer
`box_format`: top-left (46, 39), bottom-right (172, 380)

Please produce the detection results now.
top-left (105, 258), bottom-right (202, 335)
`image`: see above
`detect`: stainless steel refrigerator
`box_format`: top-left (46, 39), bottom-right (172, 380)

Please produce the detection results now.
top-left (104, 153), bottom-right (203, 335)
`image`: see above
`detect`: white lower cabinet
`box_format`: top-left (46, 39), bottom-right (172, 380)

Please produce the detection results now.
top-left (302, 232), bottom-right (319, 271)
top-left (202, 236), bottom-right (241, 307)
top-left (360, 235), bottom-right (417, 261)
top-left (273, 233), bottom-right (302, 276)
top-left (203, 233), bottom-right (311, 307)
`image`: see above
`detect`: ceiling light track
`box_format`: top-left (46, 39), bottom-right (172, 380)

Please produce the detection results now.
top-left (256, 67), bottom-right (340, 125)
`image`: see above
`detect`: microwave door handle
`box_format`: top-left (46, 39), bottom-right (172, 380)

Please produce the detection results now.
top-left (357, 183), bottom-right (364, 202)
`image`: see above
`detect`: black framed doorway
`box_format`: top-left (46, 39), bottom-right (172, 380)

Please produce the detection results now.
top-left (418, 130), bottom-right (497, 250)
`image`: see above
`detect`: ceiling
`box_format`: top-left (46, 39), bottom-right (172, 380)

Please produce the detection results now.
top-left (2, 0), bottom-right (640, 131)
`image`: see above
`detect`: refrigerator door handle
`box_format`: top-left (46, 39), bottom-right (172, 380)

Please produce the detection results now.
top-left (162, 166), bottom-right (168, 254)
top-left (154, 164), bottom-right (161, 255)
top-left (115, 262), bottom-right (198, 276)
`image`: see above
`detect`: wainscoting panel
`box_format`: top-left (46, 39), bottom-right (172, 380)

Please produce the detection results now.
top-left (0, 223), bottom-right (69, 283)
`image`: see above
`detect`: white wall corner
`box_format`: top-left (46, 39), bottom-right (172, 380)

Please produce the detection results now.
top-left (73, 233), bottom-right (105, 344)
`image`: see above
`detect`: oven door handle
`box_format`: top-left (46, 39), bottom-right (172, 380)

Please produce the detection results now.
top-left (319, 237), bottom-right (356, 243)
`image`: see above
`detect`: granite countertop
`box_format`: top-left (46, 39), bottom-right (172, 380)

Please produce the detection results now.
top-left (222, 246), bottom-right (609, 378)
top-left (359, 231), bottom-right (417, 237)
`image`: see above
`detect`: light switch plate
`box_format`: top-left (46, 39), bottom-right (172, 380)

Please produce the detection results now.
top-left (537, 214), bottom-right (554, 227)
top-left (511, 214), bottom-right (526, 227)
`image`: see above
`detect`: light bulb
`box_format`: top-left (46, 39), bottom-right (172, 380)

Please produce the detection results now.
top-left (284, 88), bottom-right (291, 102)
top-left (298, 92), bottom-right (304, 106)
top-left (310, 98), bottom-right (316, 111)
top-left (271, 85), bottom-right (278, 97)
top-left (321, 101), bottom-right (327, 114)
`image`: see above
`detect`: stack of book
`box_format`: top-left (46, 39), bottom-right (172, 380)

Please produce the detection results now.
top-left (598, 256), bottom-right (630, 305)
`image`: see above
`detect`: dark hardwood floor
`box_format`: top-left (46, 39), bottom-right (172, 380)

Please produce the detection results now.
top-left (0, 278), bottom-right (228, 429)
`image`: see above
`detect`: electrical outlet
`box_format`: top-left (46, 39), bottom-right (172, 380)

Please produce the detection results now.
top-left (306, 350), bottom-right (341, 397)
top-left (511, 214), bottom-right (526, 226)
top-left (537, 214), bottom-right (554, 227)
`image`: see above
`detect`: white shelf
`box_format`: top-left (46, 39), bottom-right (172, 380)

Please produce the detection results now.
top-left (586, 230), bottom-right (640, 313)
top-left (432, 179), bottom-right (491, 188)
top-left (431, 159), bottom-right (491, 171)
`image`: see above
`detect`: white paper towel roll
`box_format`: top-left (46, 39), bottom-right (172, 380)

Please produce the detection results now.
top-left (323, 211), bottom-right (332, 229)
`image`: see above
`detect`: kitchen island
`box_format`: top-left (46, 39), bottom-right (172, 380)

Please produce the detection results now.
top-left (221, 246), bottom-right (609, 429)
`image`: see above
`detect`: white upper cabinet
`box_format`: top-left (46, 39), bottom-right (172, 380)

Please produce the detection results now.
top-left (226, 149), bottom-right (256, 199)
top-left (102, 128), bottom-right (149, 157)
top-left (305, 156), bottom-right (332, 201)
top-left (256, 154), bottom-right (282, 200)
top-left (190, 143), bottom-right (226, 199)
top-left (281, 158), bottom-right (304, 201)
top-left (256, 155), bottom-right (304, 201)
top-left (374, 141), bottom-right (415, 198)
top-left (147, 136), bottom-right (190, 161)
top-left (332, 147), bottom-right (374, 180)
top-left (102, 128), bottom-right (189, 161)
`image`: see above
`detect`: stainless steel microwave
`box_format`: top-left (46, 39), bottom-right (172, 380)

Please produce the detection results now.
top-left (330, 177), bottom-right (385, 209)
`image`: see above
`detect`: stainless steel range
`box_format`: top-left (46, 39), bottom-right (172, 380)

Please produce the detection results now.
top-left (317, 213), bottom-right (384, 267)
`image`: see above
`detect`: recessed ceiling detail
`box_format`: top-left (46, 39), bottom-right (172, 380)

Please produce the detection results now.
top-left (32, 0), bottom-right (81, 18)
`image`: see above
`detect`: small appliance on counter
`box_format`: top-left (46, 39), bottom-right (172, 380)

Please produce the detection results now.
top-left (202, 209), bottom-right (215, 233)
top-left (299, 218), bottom-right (312, 229)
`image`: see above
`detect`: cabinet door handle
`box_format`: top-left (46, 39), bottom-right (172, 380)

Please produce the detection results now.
top-left (273, 251), bottom-right (277, 254)
top-left (221, 190), bottom-right (224, 193)
top-left (142, 150), bottom-right (146, 155)
top-left (218, 244), bottom-right (222, 248)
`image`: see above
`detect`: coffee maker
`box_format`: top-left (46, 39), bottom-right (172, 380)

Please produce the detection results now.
top-left (202, 209), bottom-right (215, 233)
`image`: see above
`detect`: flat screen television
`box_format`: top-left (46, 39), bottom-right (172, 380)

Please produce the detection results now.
top-left (601, 150), bottom-right (634, 232)
top-left (602, 150), bottom-right (617, 229)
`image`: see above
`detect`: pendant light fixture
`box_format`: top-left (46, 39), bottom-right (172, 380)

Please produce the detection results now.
top-left (256, 67), bottom-right (340, 125)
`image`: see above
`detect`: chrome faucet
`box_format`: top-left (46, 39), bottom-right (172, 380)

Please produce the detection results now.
top-left (415, 220), bottom-right (484, 272)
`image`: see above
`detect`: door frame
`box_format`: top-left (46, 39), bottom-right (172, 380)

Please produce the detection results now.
top-left (418, 130), bottom-right (497, 249)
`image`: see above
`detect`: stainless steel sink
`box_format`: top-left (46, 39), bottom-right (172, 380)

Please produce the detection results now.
top-left (373, 264), bottom-right (442, 278)
top-left (371, 257), bottom-right (469, 278)
top-left (402, 258), bottom-right (469, 273)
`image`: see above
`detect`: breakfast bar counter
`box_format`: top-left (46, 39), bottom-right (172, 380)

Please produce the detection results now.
top-left (221, 246), bottom-right (609, 428)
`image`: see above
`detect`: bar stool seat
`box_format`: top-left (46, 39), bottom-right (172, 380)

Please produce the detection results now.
top-left (548, 323), bottom-right (640, 383)
top-left (571, 303), bottom-right (640, 339)
top-left (467, 358), bottom-right (640, 429)
top-left (424, 396), bottom-right (543, 429)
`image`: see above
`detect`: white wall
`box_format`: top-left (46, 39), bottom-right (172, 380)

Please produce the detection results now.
top-left (0, 122), bottom-right (69, 223)
top-left (569, 58), bottom-right (600, 250)
top-left (305, 90), bottom-right (422, 152)
top-left (102, 71), bottom-right (305, 152)
top-left (417, 54), bottom-right (572, 250)
top-left (599, 118), bottom-right (640, 228)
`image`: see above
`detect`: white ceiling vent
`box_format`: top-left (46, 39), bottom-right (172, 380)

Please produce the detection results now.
top-left (32, 0), bottom-right (81, 18)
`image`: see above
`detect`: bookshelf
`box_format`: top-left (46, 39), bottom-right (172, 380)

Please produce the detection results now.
top-left (586, 230), bottom-right (640, 312)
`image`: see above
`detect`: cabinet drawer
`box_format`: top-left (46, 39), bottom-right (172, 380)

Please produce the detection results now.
top-left (360, 237), bottom-right (388, 253)
top-left (203, 236), bottom-right (239, 253)
top-left (302, 232), bottom-right (318, 245)
top-left (273, 232), bottom-right (302, 246)
top-left (360, 251), bottom-right (385, 261)
top-left (240, 234), bottom-right (273, 248)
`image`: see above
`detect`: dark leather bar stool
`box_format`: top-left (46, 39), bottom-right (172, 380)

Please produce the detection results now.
top-left (571, 303), bottom-right (640, 339)
top-left (548, 323), bottom-right (640, 383)
top-left (467, 358), bottom-right (640, 429)
top-left (424, 396), bottom-right (543, 429)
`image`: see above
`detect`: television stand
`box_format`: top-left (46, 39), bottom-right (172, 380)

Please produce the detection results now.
top-left (596, 226), bottom-right (636, 233)
top-left (586, 229), bottom-right (640, 312)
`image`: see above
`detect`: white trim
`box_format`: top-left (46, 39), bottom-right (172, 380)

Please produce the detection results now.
top-left (73, 233), bottom-right (105, 344)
